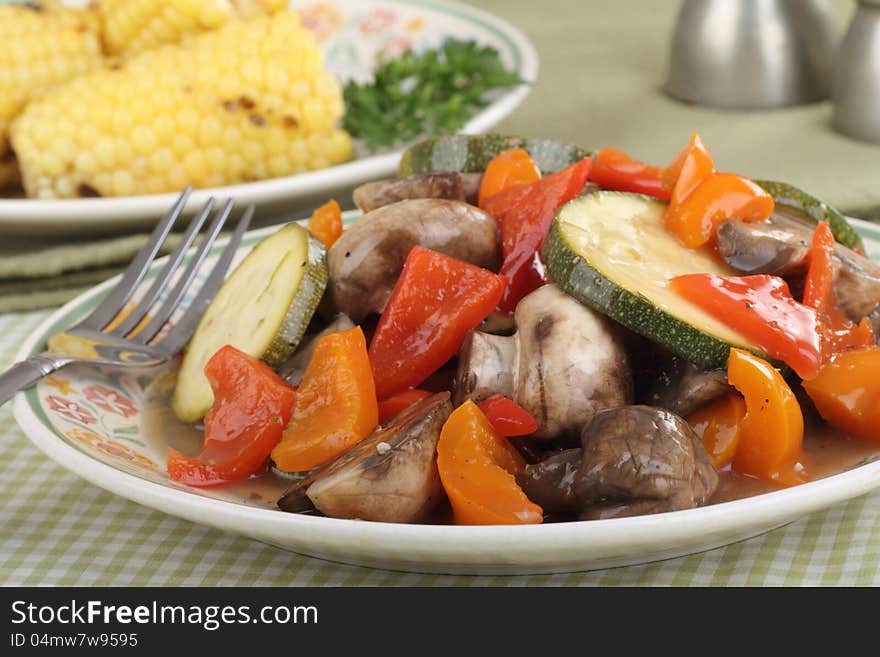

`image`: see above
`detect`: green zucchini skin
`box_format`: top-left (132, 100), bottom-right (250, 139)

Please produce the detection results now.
top-left (260, 232), bottom-right (329, 366)
top-left (757, 180), bottom-right (865, 252)
top-left (397, 133), bottom-right (593, 177)
top-left (171, 223), bottom-right (328, 423)
top-left (543, 192), bottom-right (764, 372)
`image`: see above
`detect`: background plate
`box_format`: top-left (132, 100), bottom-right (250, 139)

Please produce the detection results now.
top-left (0, 0), bottom-right (537, 237)
top-left (10, 213), bottom-right (880, 575)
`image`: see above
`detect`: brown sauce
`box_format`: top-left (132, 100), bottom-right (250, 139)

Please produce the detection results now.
top-left (142, 371), bottom-right (880, 521)
top-left (711, 426), bottom-right (880, 504)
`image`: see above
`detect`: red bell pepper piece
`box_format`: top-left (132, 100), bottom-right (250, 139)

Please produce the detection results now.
top-left (482, 158), bottom-right (592, 313)
top-left (167, 345), bottom-right (297, 487)
top-left (590, 147), bottom-right (670, 200)
top-left (669, 273), bottom-right (822, 379)
top-left (377, 389), bottom-right (433, 424)
top-left (804, 222), bottom-right (875, 356)
top-left (477, 394), bottom-right (538, 437)
top-left (803, 222), bottom-right (836, 312)
top-left (369, 246), bottom-right (506, 400)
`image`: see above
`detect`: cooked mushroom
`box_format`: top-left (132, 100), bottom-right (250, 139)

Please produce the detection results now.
top-left (459, 172), bottom-right (483, 205)
top-left (455, 284), bottom-right (633, 440)
top-left (575, 405), bottom-right (718, 520)
top-left (328, 199), bottom-right (501, 321)
top-left (516, 448), bottom-right (582, 516)
top-left (353, 173), bottom-right (465, 212)
top-left (277, 392), bottom-right (452, 522)
top-left (717, 216), bottom-right (880, 323)
top-left (276, 313), bottom-right (355, 385)
top-left (643, 354), bottom-right (732, 418)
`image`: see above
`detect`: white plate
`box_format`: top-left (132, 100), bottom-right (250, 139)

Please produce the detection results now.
top-left (10, 213), bottom-right (880, 575)
top-left (0, 0), bottom-right (537, 237)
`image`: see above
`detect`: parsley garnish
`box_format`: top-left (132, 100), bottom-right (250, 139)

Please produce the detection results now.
top-left (343, 38), bottom-right (525, 152)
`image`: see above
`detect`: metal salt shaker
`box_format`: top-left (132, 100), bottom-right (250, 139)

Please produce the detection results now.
top-left (833, 0), bottom-right (880, 142)
top-left (666, 0), bottom-right (837, 109)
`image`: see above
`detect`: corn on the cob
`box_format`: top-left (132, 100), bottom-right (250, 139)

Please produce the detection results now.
top-left (0, 1), bottom-right (103, 190)
top-left (11, 10), bottom-right (351, 199)
top-left (98, 0), bottom-right (287, 56)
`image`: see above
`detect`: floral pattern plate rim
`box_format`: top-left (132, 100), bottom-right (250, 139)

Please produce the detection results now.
top-left (0, 0), bottom-right (538, 236)
top-left (11, 215), bottom-right (880, 575)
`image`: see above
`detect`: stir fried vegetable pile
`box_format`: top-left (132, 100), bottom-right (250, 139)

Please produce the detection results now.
top-left (166, 132), bottom-right (880, 525)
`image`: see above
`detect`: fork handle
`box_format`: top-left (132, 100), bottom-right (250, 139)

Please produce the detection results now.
top-left (0, 356), bottom-right (61, 407)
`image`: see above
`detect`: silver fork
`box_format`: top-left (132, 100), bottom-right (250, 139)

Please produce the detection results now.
top-left (0, 188), bottom-right (253, 407)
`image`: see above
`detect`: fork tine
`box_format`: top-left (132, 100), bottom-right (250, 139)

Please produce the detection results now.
top-left (110, 197), bottom-right (215, 338)
top-left (76, 188), bottom-right (192, 331)
top-left (154, 204), bottom-right (254, 356)
top-left (131, 198), bottom-right (234, 345)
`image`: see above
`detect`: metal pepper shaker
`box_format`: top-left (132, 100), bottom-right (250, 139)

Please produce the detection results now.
top-left (832, 0), bottom-right (880, 142)
top-left (666, 0), bottom-right (837, 109)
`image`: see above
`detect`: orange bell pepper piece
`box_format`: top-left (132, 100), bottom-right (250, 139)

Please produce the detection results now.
top-left (377, 389), bottom-right (432, 424)
top-left (271, 326), bottom-right (378, 472)
top-left (687, 393), bottom-right (747, 469)
top-left (665, 173), bottom-right (775, 249)
top-left (803, 346), bottom-right (880, 443)
top-left (437, 400), bottom-right (543, 525)
top-left (307, 199), bottom-right (343, 248)
top-left (478, 147), bottom-right (541, 207)
top-left (662, 133), bottom-right (774, 248)
top-left (664, 132), bottom-right (715, 202)
top-left (727, 348), bottom-right (805, 485)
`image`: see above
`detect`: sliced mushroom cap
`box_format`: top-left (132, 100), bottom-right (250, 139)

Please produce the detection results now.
top-left (643, 354), bottom-right (732, 418)
top-left (716, 216), bottom-right (812, 277)
top-left (459, 172), bottom-right (483, 205)
top-left (277, 392), bottom-right (452, 523)
top-left (516, 448), bottom-right (582, 516)
top-left (575, 405), bottom-right (719, 520)
top-left (353, 173), bottom-right (465, 213)
top-left (717, 216), bottom-right (880, 323)
top-left (328, 199), bottom-right (501, 322)
top-left (456, 285), bottom-right (633, 440)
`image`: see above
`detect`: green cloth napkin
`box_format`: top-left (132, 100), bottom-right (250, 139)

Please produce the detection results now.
top-left (0, 234), bottom-right (181, 313)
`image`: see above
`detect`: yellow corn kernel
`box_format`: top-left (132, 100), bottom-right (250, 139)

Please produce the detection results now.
top-left (0, 1), bottom-right (103, 190)
top-left (98, 0), bottom-right (286, 57)
top-left (11, 10), bottom-right (352, 199)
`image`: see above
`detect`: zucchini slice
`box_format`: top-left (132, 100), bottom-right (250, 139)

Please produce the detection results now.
top-left (543, 192), bottom-right (767, 371)
top-left (172, 224), bottom-right (327, 423)
top-left (757, 180), bottom-right (865, 252)
top-left (397, 133), bottom-right (593, 177)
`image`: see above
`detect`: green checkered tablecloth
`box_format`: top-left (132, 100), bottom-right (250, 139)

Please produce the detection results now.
top-left (1, 310), bottom-right (879, 586)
